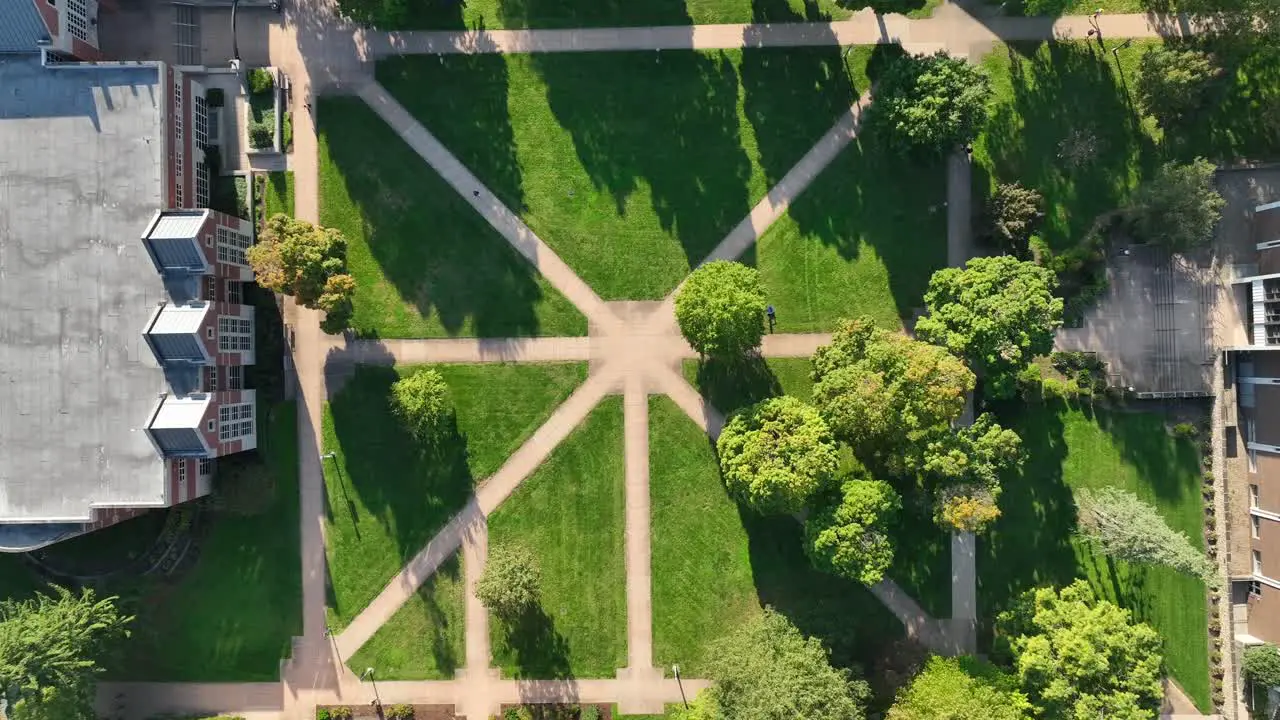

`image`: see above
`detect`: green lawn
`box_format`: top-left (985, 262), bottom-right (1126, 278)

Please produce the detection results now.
top-left (995, 0), bottom-right (1151, 15)
top-left (347, 552), bottom-right (466, 679)
top-left (317, 97), bottom-right (587, 338)
top-left (262, 171), bottom-right (295, 221)
top-left (488, 397), bottom-right (627, 679)
top-left (377, 46), bottom-right (883, 304)
top-left (982, 400), bottom-right (1211, 711)
top-left (322, 362), bottom-right (587, 628)
top-left (112, 401), bottom-right (303, 681)
top-left (346, 0), bottom-right (939, 32)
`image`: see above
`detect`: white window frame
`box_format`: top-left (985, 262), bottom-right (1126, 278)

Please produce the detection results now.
top-left (1251, 579), bottom-right (1264, 598)
top-left (198, 457), bottom-right (214, 476)
top-left (204, 365), bottom-right (219, 392)
top-left (193, 95), bottom-right (209, 150)
top-left (174, 80), bottom-right (185, 207)
top-left (1252, 484), bottom-right (1261, 508)
top-left (195, 162), bottom-right (210, 209)
top-left (177, 459), bottom-right (187, 484)
top-left (1253, 514), bottom-right (1262, 539)
top-left (206, 419), bottom-right (216, 433)
top-left (216, 226), bottom-right (252, 266)
top-left (1254, 550), bottom-right (1263, 576)
top-left (218, 316), bottom-right (253, 352)
top-left (227, 365), bottom-right (244, 390)
top-left (226, 280), bottom-right (242, 305)
top-left (205, 277), bottom-right (217, 301)
top-left (218, 403), bottom-right (254, 441)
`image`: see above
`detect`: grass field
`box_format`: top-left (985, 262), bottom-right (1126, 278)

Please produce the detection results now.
top-left (378, 46), bottom-right (896, 308)
top-left (317, 97), bottom-right (587, 338)
top-left (322, 362), bottom-right (586, 628)
top-left (262, 171), bottom-right (295, 221)
top-left (489, 397), bottom-right (627, 679)
top-left (112, 401), bottom-right (302, 681)
top-left (982, 400), bottom-right (1211, 711)
top-left (344, 0), bottom-right (939, 32)
top-left (347, 552), bottom-right (467, 679)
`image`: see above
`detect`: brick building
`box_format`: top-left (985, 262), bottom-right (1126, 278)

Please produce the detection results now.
top-left (0, 49), bottom-right (258, 550)
top-left (1, 0), bottom-right (106, 61)
top-left (1226, 200), bottom-right (1280, 643)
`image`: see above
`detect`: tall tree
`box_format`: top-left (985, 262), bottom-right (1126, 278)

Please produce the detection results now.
top-left (916, 256), bottom-right (1063, 399)
top-left (1136, 47), bottom-right (1223, 129)
top-left (864, 50), bottom-right (993, 157)
top-left (805, 475), bottom-right (901, 585)
top-left (995, 581), bottom-right (1164, 720)
top-left (246, 214), bottom-right (356, 335)
top-left (675, 261), bottom-right (767, 359)
top-left (887, 655), bottom-right (1031, 720)
top-left (1074, 487), bottom-right (1213, 580)
top-left (475, 543), bottom-right (541, 618)
top-left (717, 396), bottom-right (839, 515)
top-left (983, 183), bottom-right (1045, 257)
top-left (811, 316), bottom-right (973, 467)
top-left (681, 608), bottom-right (869, 720)
top-left (1242, 644), bottom-right (1280, 689)
top-left (390, 369), bottom-right (454, 446)
top-left (919, 413), bottom-right (1023, 489)
top-left (1128, 158), bottom-right (1226, 252)
top-left (0, 586), bottom-right (132, 720)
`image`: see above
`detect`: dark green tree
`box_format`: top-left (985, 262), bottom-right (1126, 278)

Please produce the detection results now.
top-left (805, 475), bottom-right (901, 585)
top-left (675, 261), bottom-right (766, 359)
top-left (916, 256), bottom-right (1063, 398)
top-left (864, 51), bottom-right (992, 157)
top-left (716, 396), bottom-right (839, 515)
top-left (0, 586), bottom-right (132, 720)
top-left (1136, 47), bottom-right (1223, 129)
top-left (1243, 644), bottom-right (1280, 688)
top-left (983, 182), bottom-right (1045, 257)
top-left (1128, 158), bottom-right (1226, 252)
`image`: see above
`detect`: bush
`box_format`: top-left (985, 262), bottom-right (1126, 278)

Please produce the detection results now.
top-left (503, 709), bottom-right (534, 720)
top-left (329, 709), bottom-right (352, 720)
top-left (476, 543), bottom-right (541, 617)
top-left (206, 88), bottom-right (225, 108)
top-left (249, 122), bottom-right (273, 149)
top-left (248, 68), bottom-right (274, 95)
top-left (1173, 422), bottom-right (1199, 439)
top-left (580, 706), bottom-right (600, 720)
top-left (1244, 644), bottom-right (1280, 688)
top-left (390, 369), bottom-right (454, 446)
top-left (387, 704), bottom-right (415, 720)
top-left (316, 711), bottom-right (330, 720)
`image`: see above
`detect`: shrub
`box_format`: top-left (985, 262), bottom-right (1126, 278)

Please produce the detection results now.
top-left (387, 704), bottom-right (415, 720)
top-left (316, 711), bottom-right (330, 720)
top-left (248, 67), bottom-right (274, 94)
top-left (329, 708), bottom-right (352, 720)
top-left (674, 260), bottom-right (766, 358)
top-left (503, 708), bottom-right (534, 720)
top-left (249, 122), bottom-right (273, 149)
top-left (580, 706), bottom-right (600, 720)
top-left (476, 543), bottom-right (541, 617)
top-left (1173, 422), bottom-right (1199, 439)
top-left (390, 369), bottom-right (454, 446)
top-left (717, 396), bottom-right (839, 515)
top-left (1244, 644), bottom-right (1280, 688)
top-left (206, 88), bottom-right (225, 108)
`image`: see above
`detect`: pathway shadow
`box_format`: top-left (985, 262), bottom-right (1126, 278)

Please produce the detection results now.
top-left (324, 365), bottom-right (477, 619)
top-left (318, 96), bottom-right (558, 338)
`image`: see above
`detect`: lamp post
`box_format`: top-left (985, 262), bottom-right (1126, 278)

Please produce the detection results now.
top-left (673, 664), bottom-right (689, 709)
top-left (230, 0), bottom-right (241, 68)
top-left (1111, 38), bottom-right (1134, 59)
top-left (361, 667), bottom-right (382, 710)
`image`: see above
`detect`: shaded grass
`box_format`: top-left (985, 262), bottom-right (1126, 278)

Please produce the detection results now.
top-left (110, 401), bottom-right (303, 680)
top-left (0, 554), bottom-right (41, 603)
top-left (317, 97), bottom-right (586, 338)
top-left (350, 0), bottom-right (939, 32)
top-left (982, 400), bottom-right (1211, 710)
top-left (377, 46), bottom-right (874, 300)
top-left (489, 397), bottom-right (627, 678)
top-left (263, 171), bottom-right (295, 221)
top-left (322, 362), bottom-right (586, 628)
top-left (348, 552), bottom-right (466, 679)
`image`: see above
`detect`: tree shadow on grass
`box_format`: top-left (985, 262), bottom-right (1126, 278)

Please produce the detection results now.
top-left (693, 355), bottom-right (785, 414)
top-left (530, 49), bottom-right (756, 272)
top-left (980, 41), bottom-right (1159, 251)
top-left (495, 0), bottom-right (691, 29)
top-left (419, 553), bottom-right (464, 676)
top-left (325, 365), bottom-right (476, 620)
top-left (1090, 404), bottom-right (1201, 506)
top-left (495, 604), bottom-right (574, 679)
top-left (888, 484), bottom-right (953, 619)
top-left (318, 97), bottom-right (568, 338)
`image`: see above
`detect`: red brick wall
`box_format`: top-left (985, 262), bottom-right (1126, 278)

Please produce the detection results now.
top-left (34, 0), bottom-right (57, 39)
top-left (70, 37), bottom-right (100, 59)
top-left (167, 458), bottom-right (198, 504)
top-left (165, 70), bottom-right (197, 210)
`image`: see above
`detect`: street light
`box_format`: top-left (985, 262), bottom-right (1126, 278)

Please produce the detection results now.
top-left (672, 664), bottom-right (689, 709)
top-left (321, 452), bottom-right (336, 460)
top-left (361, 667), bottom-right (382, 710)
top-left (1112, 38), bottom-right (1134, 59)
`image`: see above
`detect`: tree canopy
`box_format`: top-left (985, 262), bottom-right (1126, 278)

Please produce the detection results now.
top-left (1243, 644), bottom-right (1280, 689)
top-left (916, 256), bottom-right (1063, 398)
top-left (887, 655), bottom-right (1031, 720)
top-left (811, 316), bottom-right (973, 466)
top-left (475, 543), bottom-right (541, 618)
top-left (995, 581), bottom-right (1164, 720)
top-left (1074, 487), bottom-right (1213, 580)
top-left (717, 396), bottom-right (839, 515)
top-left (805, 475), bottom-right (901, 585)
top-left (1136, 47), bottom-right (1223, 130)
top-left (675, 261), bottom-right (767, 359)
top-left (678, 608), bottom-right (869, 720)
top-left (983, 182), bottom-right (1044, 258)
top-left (0, 585), bottom-right (132, 720)
top-left (390, 369), bottom-right (454, 446)
top-left (246, 214), bottom-right (356, 334)
top-left (1128, 158), bottom-right (1226, 252)
top-left (864, 50), bottom-right (992, 157)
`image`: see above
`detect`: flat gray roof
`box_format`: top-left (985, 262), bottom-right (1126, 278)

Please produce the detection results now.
top-left (0, 57), bottom-right (170, 524)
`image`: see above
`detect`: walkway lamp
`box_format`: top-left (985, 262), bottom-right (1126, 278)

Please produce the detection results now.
top-left (361, 667), bottom-right (383, 710)
top-left (673, 664), bottom-right (689, 709)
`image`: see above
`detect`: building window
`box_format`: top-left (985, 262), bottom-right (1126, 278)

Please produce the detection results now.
top-left (65, 0), bottom-right (89, 43)
top-left (195, 163), bottom-right (210, 209)
top-left (227, 365), bottom-right (244, 390)
top-left (1251, 579), bottom-right (1264, 598)
top-left (177, 459), bottom-right (187, 484)
top-left (193, 96), bottom-right (209, 149)
top-left (226, 280), bottom-right (242, 305)
top-left (216, 226), bottom-right (252, 266)
top-left (204, 366), bottom-right (218, 392)
top-left (174, 81), bottom-right (185, 207)
top-left (205, 277), bottom-right (217, 301)
top-left (206, 326), bottom-right (214, 340)
top-left (207, 419), bottom-right (215, 433)
top-left (199, 457), bottom-right (214, 476)
top-left (1253, 514), bottom-right (1262, 539)
top-left (219, 403), bottom-right (254, 441)
top-left (218, 316), bottom-right (253, 352)
top-left (1251, 484), bottom-right (1260, 508)
top-left (1254, 550), bottom-right (1263, 575)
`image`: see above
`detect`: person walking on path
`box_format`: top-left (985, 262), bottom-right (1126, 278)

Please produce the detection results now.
top-left (766, 305), bottom-right (776, 333)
